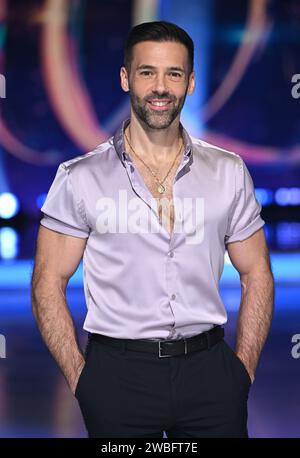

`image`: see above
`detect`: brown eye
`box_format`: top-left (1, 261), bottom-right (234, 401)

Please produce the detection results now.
top-left (169, 72), bottom-right (182, 81)
top-left (140, 71), bottom-right (153, 76)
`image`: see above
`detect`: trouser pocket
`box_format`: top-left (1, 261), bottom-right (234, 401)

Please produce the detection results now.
top-left (222, 340), bottom-right (252, 391)
top-left (75, 336), bottom-right (92, 399)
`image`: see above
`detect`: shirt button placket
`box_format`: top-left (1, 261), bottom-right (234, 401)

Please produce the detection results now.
top-left (168, 250), bottom-right (176, 301)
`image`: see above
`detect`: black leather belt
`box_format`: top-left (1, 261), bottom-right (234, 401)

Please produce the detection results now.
top-left (89, 325), bottom-right (224, 358)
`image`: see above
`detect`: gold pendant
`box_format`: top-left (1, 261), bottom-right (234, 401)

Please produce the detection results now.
top-left (157, 184), bottom-right (165, 194)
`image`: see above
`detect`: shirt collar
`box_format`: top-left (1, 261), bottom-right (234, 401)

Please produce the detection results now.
top-left (113, 117), bottom-right (193, 167)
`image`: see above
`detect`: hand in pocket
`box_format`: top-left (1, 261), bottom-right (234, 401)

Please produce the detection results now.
top-left (72, 360), bottom-right (86, 396)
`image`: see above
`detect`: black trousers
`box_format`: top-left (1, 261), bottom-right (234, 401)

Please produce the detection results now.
top-left (75, 335), bottom-right (252, 438)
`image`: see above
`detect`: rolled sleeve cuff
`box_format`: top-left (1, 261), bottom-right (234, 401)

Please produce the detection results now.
top-left (225, 215), bottom-right (265, 244)
top-left (40, 215), bottom-right (89, 239)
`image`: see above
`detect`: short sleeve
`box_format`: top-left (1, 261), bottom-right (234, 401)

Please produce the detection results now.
top-left (40, 163), bottom-right (90, 238)
top-left (225, 156), bottom-right (265, 244)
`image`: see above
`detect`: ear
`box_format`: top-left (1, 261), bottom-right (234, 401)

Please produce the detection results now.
top-left (187, 71), bottom-right (195, 96)
top-left (120, 66), bottom-right (130, 92)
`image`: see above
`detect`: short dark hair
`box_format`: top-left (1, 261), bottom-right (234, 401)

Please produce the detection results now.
top-left (124, 21), bottom-right (194, 75)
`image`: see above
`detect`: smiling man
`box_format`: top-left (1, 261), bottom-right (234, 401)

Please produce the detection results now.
top-left (125, 42), bottom-right (190, 130)
top-left (31, 21), bottom-right (274, 438)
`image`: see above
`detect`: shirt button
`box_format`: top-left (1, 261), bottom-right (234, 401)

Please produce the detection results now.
top-left (168, 251), bottom-right (174, 258)
top-left (171, 294), bottom-right (176, 300)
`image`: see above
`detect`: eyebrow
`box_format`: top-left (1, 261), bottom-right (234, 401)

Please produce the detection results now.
top-left (136, 65), bottom-right (185, 73)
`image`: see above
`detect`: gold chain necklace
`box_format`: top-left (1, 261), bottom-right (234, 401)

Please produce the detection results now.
top-left (124, 129), bottom-right (183, 194)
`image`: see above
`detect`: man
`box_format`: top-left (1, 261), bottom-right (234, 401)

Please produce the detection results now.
top-left (31, 21), bottom-right (274, 438)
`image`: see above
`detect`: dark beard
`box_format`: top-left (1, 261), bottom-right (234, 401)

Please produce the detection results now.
top-left (128, 88), bottom-right (188, 130)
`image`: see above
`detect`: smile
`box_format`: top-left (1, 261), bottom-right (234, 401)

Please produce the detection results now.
top-left (147, 100), bottom-right (172, 111)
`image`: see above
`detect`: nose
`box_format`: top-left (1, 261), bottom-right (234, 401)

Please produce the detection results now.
top-left (153, 72), bottom-right (168, 94)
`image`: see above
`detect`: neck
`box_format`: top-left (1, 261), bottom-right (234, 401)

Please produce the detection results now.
top-left (125, 112), bottom-right (183, 163)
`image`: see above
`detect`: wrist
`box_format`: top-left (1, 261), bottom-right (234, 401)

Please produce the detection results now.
top-left (68, 354), bottom-right (85, 388)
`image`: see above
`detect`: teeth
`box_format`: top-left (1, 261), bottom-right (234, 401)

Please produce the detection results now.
top-left (150, 101), bottom-right (169, 106)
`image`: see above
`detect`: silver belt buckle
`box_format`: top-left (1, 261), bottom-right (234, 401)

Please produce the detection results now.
top-left (158, 341), bottom-right (172, 358)
top-left (158, 338), bottom-right (188, 358)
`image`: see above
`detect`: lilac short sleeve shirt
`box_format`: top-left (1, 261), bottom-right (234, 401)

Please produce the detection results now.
top-left (40, 118), bottom-right (265, 340)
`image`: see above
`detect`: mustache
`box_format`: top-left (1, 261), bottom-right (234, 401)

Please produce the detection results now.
top-left (146, 94), bottom-right (175, 102)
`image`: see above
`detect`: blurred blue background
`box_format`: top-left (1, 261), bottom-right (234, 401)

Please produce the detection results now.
top-left (0, 0), bottom-right (299, 438)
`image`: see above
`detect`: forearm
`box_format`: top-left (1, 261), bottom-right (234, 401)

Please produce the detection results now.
top-left (31, 278), bottom-right (85, 390)
top-left (235, 268), bottom-right (274, 381)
